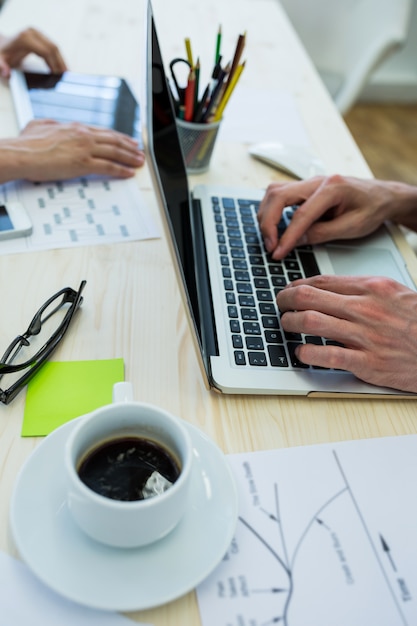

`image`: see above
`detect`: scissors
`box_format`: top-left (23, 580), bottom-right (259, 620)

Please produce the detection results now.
top-left (169, 57), bottom-right (191, 104)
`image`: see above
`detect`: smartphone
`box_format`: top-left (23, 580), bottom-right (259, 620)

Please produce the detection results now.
top-left (0, 202), bottom-right (33, 240)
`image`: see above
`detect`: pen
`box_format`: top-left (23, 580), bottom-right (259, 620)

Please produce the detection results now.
top-left (201, 65), bottom-right (228, 122)
top-left (193, 83), bottom-right (210, 122)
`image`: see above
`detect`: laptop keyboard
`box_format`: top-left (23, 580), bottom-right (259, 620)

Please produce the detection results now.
top-left (212, 195), bottom-right (333, 369)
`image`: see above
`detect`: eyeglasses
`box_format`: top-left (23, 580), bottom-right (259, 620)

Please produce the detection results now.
top-left (0, 280), bottom-right (86, 405)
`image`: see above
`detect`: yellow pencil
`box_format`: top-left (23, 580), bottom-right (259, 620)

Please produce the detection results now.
top-left (184, 37), bottom-right (194, 67)
top-left (213, 61), bottom-right (245, 121)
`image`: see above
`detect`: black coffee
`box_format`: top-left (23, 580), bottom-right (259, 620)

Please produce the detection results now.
top-left (78, 436), bottom-right (181, 501)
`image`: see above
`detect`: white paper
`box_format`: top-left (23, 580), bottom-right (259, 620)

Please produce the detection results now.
top-left (0, 551), bottom-right (152, 625)
top-left (218, 88), bottom-right (311, 147)
top-left (0, 176), bottom-right (159, 255)
top-left (197, 434), bottom-right (417, 625)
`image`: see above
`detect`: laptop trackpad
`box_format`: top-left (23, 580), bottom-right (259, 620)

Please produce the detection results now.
top-left (326, 245), bottom-right (408, 284)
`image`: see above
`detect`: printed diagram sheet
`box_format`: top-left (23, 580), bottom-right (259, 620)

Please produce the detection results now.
top-left (197, 435), bottom-right (417, 626)
top-left (0, 176), bottom-right (158, 255)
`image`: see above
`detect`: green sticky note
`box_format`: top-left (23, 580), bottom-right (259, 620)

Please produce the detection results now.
top-left (22, 358), bottom-right (124, 437)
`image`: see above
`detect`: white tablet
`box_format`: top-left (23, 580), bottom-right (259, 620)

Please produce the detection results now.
top-left (10, 70), bottom-right (141, 140)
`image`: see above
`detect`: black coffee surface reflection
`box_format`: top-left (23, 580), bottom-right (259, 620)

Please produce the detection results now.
top-left (78, 436), bottom-right (180, 501)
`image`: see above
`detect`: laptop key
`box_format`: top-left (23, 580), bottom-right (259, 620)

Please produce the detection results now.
top-left (269, 264), bottom-right (284, 276)
top-left (256, 290), bottom-right (273, 302)
top-left (233, 259), bottom-right (248, 270)
top-left (287, 342), bottom-right (309, 368)
top-left (232, 334), bottom-right (243, 349)
top-left (230, 320), bottom-right (241, 333)
top-left (272, 276), bottom-right (287, 288)
top-left (237, 283), bottom-right (253, 294)
top-left (222, 198), bottom-right (235, 209)
top-left (254, 278), bottom-right (270, 289)
top-left (305, 335), bottom-right (323, 345)
top-left (235, 270), bottom-right (250, 282)
top-left (248, 352), bottom-right (268, 366)
top-left (262, 315), bottom-right (280, 329)
top-left (231, 249), bottom-right (245, 259)
top-left (284, 259), bottom-right (300, 271)
top-left (241, 308), bottom-right (258, 320)
top-left (243, 321), bottom-right (261, 335)
top-left (259, 302), bottom-right (276, 314)
top-left (246, 336), bottom-right (264, 350)
top-left (252, 266), bottom-right (267, 277)
top-left (229, 238), bottom-right (244, 248)
top-left (268, 344), bottom-right (289, 367)
top-left (265, 330), bottom-right (283, 343)
top-left (239, 295), bottom-right (255, 307)
top-left (298, 250), bottom-right (320, 277)
top-left (284, 331), bottom-right (302, 341)
top-left (234, 351), bottom-right (246, 365)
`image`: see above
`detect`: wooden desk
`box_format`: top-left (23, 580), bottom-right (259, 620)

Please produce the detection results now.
top-left (0, 0), bottom-right (416, 624)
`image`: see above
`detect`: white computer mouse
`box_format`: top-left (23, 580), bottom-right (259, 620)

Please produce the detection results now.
top-left (248, 142), bottom-right (327, 179)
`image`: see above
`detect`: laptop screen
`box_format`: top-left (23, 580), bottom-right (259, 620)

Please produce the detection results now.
top-left (145, 5), bottom-right (204, 348)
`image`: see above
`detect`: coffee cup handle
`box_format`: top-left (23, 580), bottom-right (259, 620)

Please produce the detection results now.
top-left (112, 382), bottom-right (134, 404)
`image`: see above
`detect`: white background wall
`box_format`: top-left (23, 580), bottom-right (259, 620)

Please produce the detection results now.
top-left (280, 0), bottom-right (417, 104)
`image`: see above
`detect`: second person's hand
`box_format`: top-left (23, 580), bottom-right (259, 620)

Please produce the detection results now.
top-left (0, 27), bottom-right (67, 78)
top-left (1, 119), bottom-right (145, 183)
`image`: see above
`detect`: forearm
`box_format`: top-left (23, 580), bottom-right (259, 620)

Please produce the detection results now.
top-left (382, 180), bottom-right (417, 232)
top-left (0, 139), bottom-right (33, 183)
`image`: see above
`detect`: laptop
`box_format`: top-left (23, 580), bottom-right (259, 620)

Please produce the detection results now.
top-left (143, 0), bottom-right (417, 397)
top-left (9, 69), bottom-right (141, 140)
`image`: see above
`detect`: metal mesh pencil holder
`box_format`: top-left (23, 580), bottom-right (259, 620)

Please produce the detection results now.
top-left (176, 119), bottom-right (221, 174)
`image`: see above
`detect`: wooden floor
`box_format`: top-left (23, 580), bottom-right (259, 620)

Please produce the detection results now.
top-left (344, 103), bottom-right (417, 186)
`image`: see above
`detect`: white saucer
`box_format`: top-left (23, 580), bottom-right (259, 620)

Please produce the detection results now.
top-left (10, 418), bottom-right (238, 612)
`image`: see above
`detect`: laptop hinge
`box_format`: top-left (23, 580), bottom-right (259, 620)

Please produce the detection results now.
top-left (190, 197), bottom-right (219, 362)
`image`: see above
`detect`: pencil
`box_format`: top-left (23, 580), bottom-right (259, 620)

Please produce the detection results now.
top-left (215, 25), bottom-right (222, 64)
top-left (184, 68), bottom-right (196, 122)
top-left (225, 31), bottom-right (246, 88)
top-left (213, 60), bottom-right (245, 121)
top-left (184, 37), bottom-right (194, 67)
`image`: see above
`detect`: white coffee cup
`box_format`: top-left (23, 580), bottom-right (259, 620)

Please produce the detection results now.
top-left (64, 382), bottom-right (193, 548)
